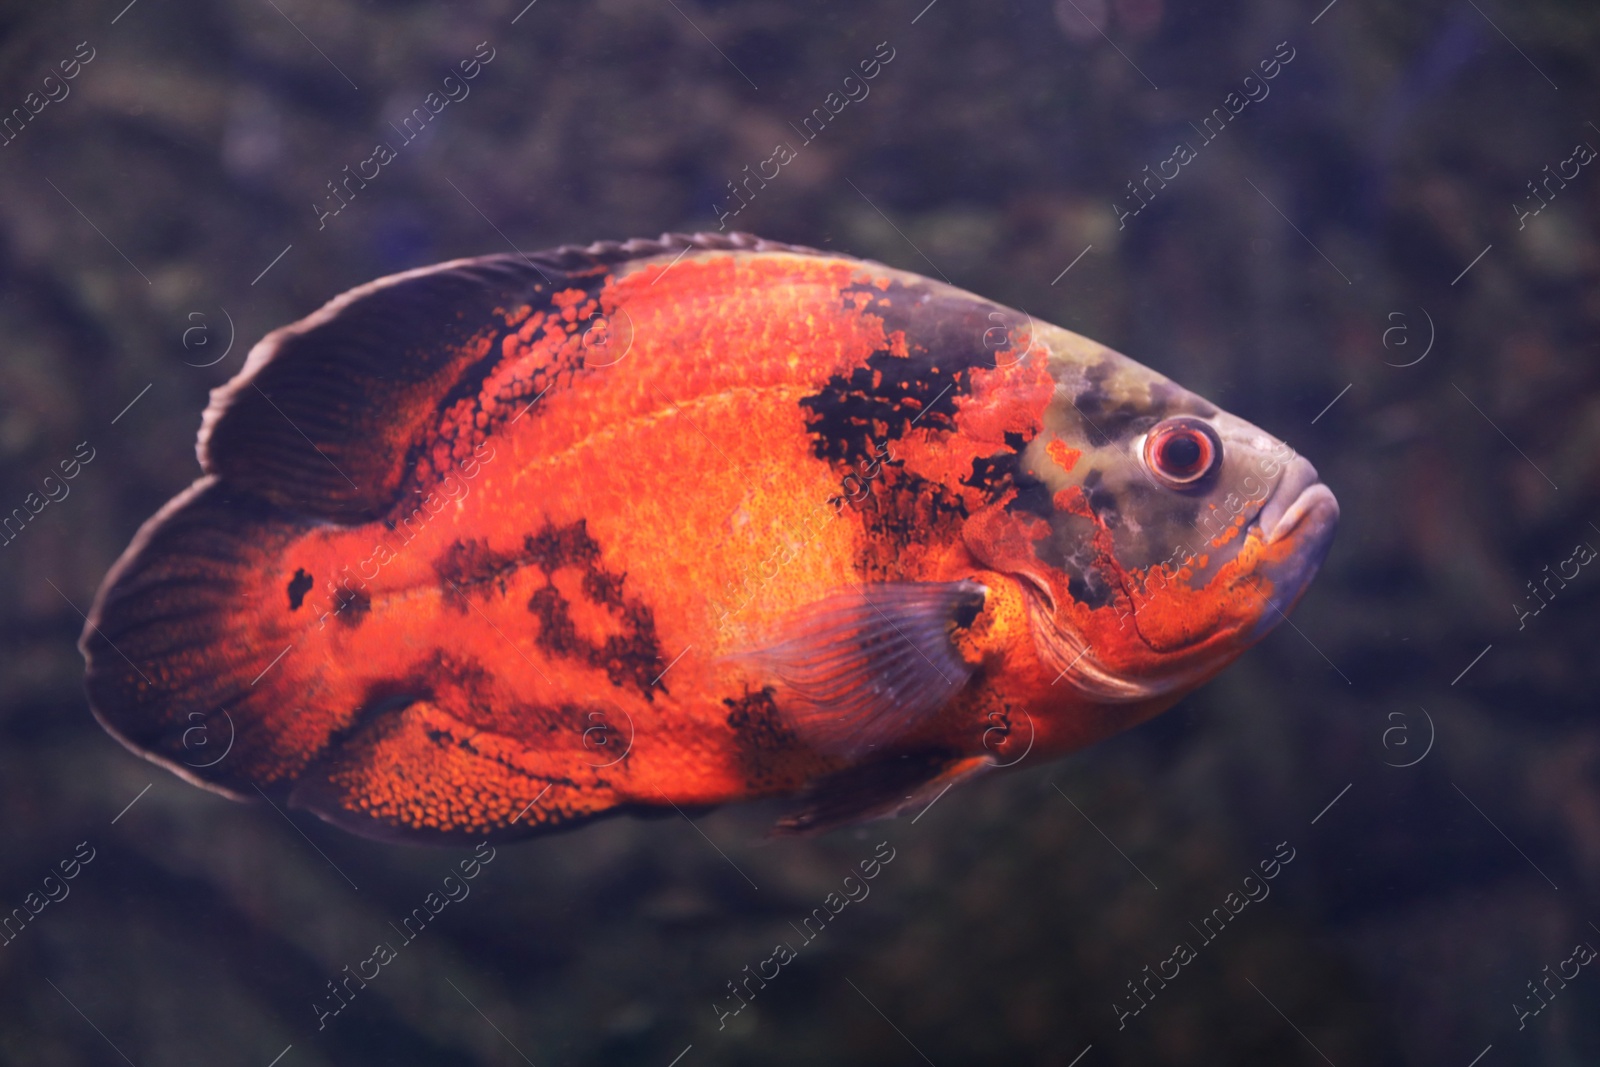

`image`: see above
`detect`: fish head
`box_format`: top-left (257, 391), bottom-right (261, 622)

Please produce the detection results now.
top-left (966, 321), bottom-right (1339, 702)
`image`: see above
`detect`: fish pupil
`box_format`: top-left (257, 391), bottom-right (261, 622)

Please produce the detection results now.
top-left (1159, 433), bottom-right (1203, 473)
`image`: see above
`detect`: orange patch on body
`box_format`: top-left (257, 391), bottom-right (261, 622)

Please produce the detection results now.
top-left (1209, 512), bottom-right (1248, 548)
top-left (1053, 485), bottom-right (1094, 519)
top-left (1046, 439), bottom-right (1081, 473)
top-left (549, 567), bottom-right (627, 648)
top-left (892, 357), bottom-right (1056, 506)
top-left (1063, 528), bottom-right (1299, 677)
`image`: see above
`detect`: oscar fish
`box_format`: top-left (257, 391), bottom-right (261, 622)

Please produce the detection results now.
top-left (81, 232), bottom-right (1339, 842)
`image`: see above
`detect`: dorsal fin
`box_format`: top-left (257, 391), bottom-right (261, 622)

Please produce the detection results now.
top-left (199, 232), bottom-right (834, 523)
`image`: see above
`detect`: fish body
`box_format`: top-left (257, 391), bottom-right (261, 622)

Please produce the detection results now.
top-left (82, 233), bottom-right (1338, 841)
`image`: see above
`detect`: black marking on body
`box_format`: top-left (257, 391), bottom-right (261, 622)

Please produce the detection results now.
top-left (435, 537), bottom-right (524, 609)
top-left (800, 349), bottom-right (968, 468)
top-left (311, 651), bottom-right (499, 768)
top-left (724, 686), bottom-right (803, 792)
top-left (526, 519), bottom-right (603, 572)
top-left (582, 568), bottom-right (627, 608)
top-left (1069, 362), bottom-right (1133, 446)
top-left (1082, 469), bottom-right (1121, 530)
top-left (385, 262), bottom-right (628, 512)
top-left (1071, 364), bottom-right (1216, 448)
top-left (1064, 566), bottom-right (1119, 611)
top-left (801, 278), bottom-right (1005, 470)
top-left (855, 470), bottom-right (969, 580)
top-left (724, 686), bottom-right (790, 745)
top-left (336, 653), bottom-right (595, 769)
top-left (521, 519), bottom-right (665, 698)
top-left (287, 568), bottom-right (313, 611)
top-left (964, 430), bottom-right (1052, 519)
top-left (334, 588), bottom-right (371, 627)
top-left (951, 590), bottom-right (985, 630)
top-left (316, 688), bottom-right (427, 763)
top-left (425, 702), bottom-right (586, 763)
top-left (1044, 474), bottom-right (1122, 611)
top-left (960, 434), bottom-right (1120, 610)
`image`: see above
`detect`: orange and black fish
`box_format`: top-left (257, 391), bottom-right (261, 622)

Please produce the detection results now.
top-left (81, 232), bottom-right (1338, 842)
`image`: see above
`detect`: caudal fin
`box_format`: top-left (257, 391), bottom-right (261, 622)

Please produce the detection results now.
top-left (82, 477), bottom-right (325, 799)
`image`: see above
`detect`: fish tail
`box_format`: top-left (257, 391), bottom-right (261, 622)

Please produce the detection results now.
top-left (81, 476), bottom-right (328, 800)
top-left (82, 477), bottom-right (619, 842)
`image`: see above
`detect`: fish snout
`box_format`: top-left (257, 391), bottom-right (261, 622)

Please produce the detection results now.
top-left (1250, 455), bottom-right (1339, 625)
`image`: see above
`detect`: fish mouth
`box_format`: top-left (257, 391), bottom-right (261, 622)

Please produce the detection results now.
top-left (1255, 455), bottom-right (1338, 545)
top-left (1249, 456), bottom-right (1340, 628)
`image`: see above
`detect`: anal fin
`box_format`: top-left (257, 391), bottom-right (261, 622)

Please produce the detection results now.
top-left (772, 753), bottom-right (991, 836)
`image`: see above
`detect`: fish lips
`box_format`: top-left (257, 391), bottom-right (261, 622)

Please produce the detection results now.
top-left (1249, 455), bottom-right (1339, 632)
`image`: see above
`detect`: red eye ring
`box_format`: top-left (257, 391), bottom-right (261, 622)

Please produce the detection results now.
top-left (1143, 417), bottom-right (1221, 488)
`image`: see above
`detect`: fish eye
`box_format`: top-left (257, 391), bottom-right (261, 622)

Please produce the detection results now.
top-left (1142, 417), bottom-right (1221, 489)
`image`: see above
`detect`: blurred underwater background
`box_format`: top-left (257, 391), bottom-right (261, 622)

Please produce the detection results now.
top-left (1, 0), bottom-right (1599, 1063)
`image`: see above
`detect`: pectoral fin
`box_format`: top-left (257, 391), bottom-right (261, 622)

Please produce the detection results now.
top-left (737, 581), bottom-right (985, 759)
